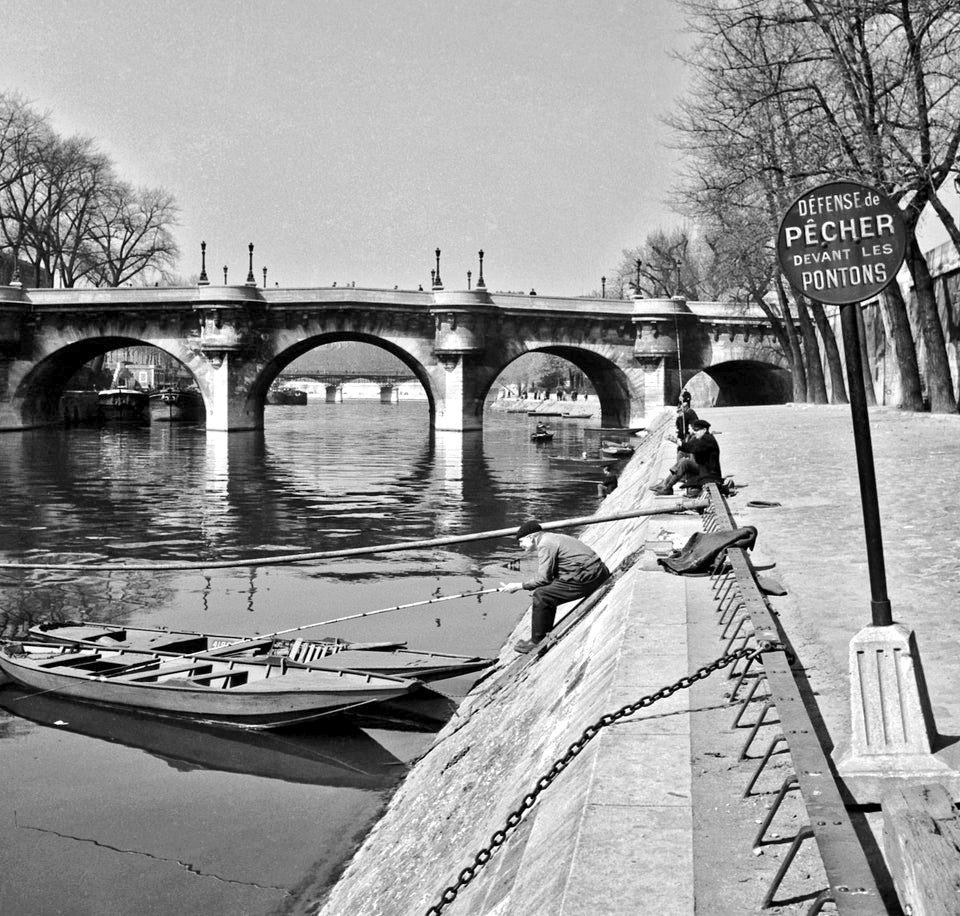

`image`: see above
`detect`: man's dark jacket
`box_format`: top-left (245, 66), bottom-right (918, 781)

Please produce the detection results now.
top-left (678, 431), bottom-right (722, 482)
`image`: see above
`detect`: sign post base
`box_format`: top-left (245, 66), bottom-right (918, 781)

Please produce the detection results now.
top-left (833, 623), bottom-right (960, 803)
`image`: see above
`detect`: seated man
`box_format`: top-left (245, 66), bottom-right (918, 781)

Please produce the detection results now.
top-left (501, 520), bottom-right (611, 652)
top-left (597, 465), bottom-right (619, 497)
top-left (650, 419), bottom-right (722, 495)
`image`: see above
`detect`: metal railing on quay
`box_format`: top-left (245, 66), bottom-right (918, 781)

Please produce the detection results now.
top-left (700, 482), bottom-right (893, 915)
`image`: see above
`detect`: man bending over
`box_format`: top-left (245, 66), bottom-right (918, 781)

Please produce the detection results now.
top-left (501, 520), bottom-right (611, 653)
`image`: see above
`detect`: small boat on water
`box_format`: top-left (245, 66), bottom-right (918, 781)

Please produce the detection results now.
top-left (267, 386), bottom-right (308, 406)
top-left (601, 441), bottom-right (635, 458)
top-left (0, 641), bottom-right (416, 730)
top-left (589, 426), bottom-right (645, 436)
top-left (29, 622), bottom-right (495, 681)
top-left (98, 386), bottom-right (149, 425)
top-left (148, 387), bottom-right (204, 423)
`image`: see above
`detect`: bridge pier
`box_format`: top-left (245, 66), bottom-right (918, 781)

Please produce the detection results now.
top-left (632, 296), bottom-right (696, 414)
top-left (203, 354), bottom-right (263, 431)
top-left (431, 290), bottom-right (496, 432)
top-left (325, 384), bottom-right (342, 403)
top-left (379, 384), bottom-right (399, 404)
top-left (432, 356), bottom-right (484, 432)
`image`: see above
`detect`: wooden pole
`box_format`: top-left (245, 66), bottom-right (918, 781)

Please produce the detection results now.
top-left (0, 501), bottom-right (706, 572)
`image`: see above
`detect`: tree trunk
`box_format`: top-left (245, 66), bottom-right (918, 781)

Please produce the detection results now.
top-left (854, 302), bottom-right (876, 407)
top-left (796, 297), bottom-right (827, 402)
top-left (807, 298), bottom-right (847, 403)
top-left (903, 235), bottom-right (957, 412)
top-left (879, 283), bottom-right (924, 410)
top-left (773, 278), bottom-right (806, 402)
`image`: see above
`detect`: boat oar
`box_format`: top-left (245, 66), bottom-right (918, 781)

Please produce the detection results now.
top-left (0, 501), bottom-right (706, 572)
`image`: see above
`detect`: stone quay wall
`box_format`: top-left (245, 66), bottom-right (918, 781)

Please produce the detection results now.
top-left (308, 411), bottom-right (725, 916)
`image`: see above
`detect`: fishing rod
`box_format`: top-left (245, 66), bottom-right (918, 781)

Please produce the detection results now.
top-left (249, 586), bottom-right (504, 641)
top-left (0, 501), bottom-right (705, 573)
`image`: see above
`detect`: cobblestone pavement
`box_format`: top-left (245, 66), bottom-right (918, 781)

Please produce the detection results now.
top-left (705, 404), bottom-right (960, 748)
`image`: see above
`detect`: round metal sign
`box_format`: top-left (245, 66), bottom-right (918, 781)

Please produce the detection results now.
top-left (776, 180), bottom-right (906, 305)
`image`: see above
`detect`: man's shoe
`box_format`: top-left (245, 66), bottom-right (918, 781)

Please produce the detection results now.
top-left (649, 484), bottom-right (673, 495)
top-left (514, 638), bottom-right (541, 654)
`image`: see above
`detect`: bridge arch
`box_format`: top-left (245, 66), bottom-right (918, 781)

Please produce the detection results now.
top-left (686, 359), bottom-right (793, 406)
top-left (11, 335), bottom-right (207, 427)
top-left (481, 345), bottom-right (640, 429)
top-left (258, 331), bottom-right (437, 420)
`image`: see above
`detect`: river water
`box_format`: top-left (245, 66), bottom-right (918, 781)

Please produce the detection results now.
top-left (0, 401), bottom-right (608, 915)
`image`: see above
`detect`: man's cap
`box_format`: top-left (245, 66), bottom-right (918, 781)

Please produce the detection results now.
top-left (680, 390), bottom-right (691, 402)
top-left (516, 520), bottom-right (543, 539)
top-left (691, 419), bottom-right (711, 430)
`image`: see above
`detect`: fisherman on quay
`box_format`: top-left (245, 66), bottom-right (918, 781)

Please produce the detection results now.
top-left (500, 521), bottom-right (611, 653)
top-left (649, 418), bottom-right (722, 496)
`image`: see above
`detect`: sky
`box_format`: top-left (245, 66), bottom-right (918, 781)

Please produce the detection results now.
top-left (0, 0), bottom-right (698, 296)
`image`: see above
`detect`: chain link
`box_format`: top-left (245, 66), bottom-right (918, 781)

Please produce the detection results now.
top-left (424, 644), bottom-right (757, 915)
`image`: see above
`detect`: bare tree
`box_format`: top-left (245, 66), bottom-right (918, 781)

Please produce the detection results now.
top-left (798, 0), bottom-right (960, 410)
top-left (0, 96), bottom-right (181, 289)
top-left (0, 95), bottom-right (52, 283)
top-left (86, 183), bottom-right (179, 287)
top-left (670, 2), bottom-right (842, 401)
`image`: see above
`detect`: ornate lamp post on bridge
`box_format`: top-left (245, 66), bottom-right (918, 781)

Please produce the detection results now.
top-left (198, 241), bottom-right (209, 286)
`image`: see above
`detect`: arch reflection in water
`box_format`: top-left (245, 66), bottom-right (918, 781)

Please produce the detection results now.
top-left (0, 686), bottom-right (403, 790)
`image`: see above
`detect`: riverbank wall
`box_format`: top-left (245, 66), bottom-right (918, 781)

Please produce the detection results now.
top-left (309, 411), bottom-right (726, 915)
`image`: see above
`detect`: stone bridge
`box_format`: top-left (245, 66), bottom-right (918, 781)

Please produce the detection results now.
top-left (0, 282), bottom-right (791, 433)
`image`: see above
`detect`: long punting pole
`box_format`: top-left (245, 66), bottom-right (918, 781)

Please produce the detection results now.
top-left (0, 501), bottom-right (705, 572)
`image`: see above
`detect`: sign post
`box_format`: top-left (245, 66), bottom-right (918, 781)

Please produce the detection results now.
top-left (776, 180), bottom-right (954, 800)
top-left (777, 180), bottom-right (904, 627)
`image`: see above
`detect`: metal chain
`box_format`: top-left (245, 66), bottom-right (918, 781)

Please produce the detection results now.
top-left (424, 644), bottom-right (759, 915)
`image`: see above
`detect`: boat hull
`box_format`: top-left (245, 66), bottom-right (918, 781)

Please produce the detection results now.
top-left (148, 389), bottom-right (204, 423)
top-left (267, 388), bottom-right (307, 405)
top-left (98, 388), bottom-right (149, 424)
top-left (0, 644), bottom-right (414, 730)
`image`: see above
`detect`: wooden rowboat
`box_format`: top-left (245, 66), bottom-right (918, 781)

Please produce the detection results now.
top-left (28, 622), bottom-right (495, 681)
top-left (0, 642), bottom-right (416, 730)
